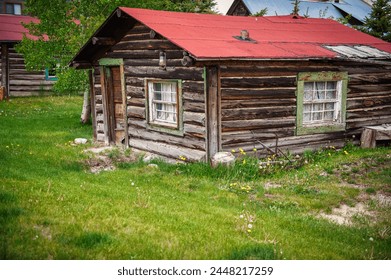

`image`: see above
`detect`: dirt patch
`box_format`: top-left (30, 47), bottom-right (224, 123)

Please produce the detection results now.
top-left (318, 203), bottom-right (375, 226)
top-left (84, 146), bottom-right (139, 174)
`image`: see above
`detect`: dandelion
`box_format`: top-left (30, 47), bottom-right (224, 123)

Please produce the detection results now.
top-left (344, 150), bottom-right (349, 155)
top-left (231, 149), bottom-right (236, 153)
top-left (328, 153), bottom-right (331, 156)
top-left (253, 148), bottom-right (257, 152)
top-left (239, 214), bottom-right (244, 219)
top-left (242, 159), bottom-right (246, 165)
top-left (248, 224), bottom-right (253, 229)
top-left (247, 229), bottom-right (252, 233)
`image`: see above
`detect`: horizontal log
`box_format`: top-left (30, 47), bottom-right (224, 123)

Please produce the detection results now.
top-left (346, 115), bottom-right (391, 129)
top-left (127, 106), bottom-right (145, 119)
top-left (183, 111), bottom-right (205, 126)
top-left (222, 131), bottom-right (347, 152)
top-left (222, 106), bottom-right (295, 121)
top-left (182, 81), bottom-right (205, 94)
top-left (347, 95), bottom-right (391, 110)
top-left (348, 72), bottom-right (391, 85)
top-left (183, 100), bottom-right (205, 113)
top-left (92, 36), bottom-right (116, 46)
top-left (222, 117), bottom-right (296, 132)
top-left (124, 58), bottom-right (183, 67)
top-left (184, 123), bottom-right (206, 139)
top-left (221, 129), bottom-right (295, 146)
top-left (8, 74), bottom-right (46, 80)
top-left (221, 88), bottom-right (296, 100)
top-left (128, 119), bottom-right (147, 129)
top-left (128, 128), bottom-right (205, 150)
top-left (110, 49), bottom-right (184, 59)
top-left (221, 76), bottom-right (296, 88)
top-left (112, 39), bottom-right (179, 51)
top-left (126, 85), bottom-right (144, 98)
top-left (221, 98), bottom-right (296, 109)
top-left (347, 106), bottom-right (391, 119)
top-left (127, 97), bottom-right (145, 107)
top-left (124, 65), bottom-right (203, 81)
top-left (348, 84), bottom-right (391, 95)
top-left (128, 138), bottom-right (206, 162)
top-left (9, 85), bottom-right (53, 91)
top-left (9, 80), bottom-right (54, 86)
top-left (96, 133), bottom-right (105, 142)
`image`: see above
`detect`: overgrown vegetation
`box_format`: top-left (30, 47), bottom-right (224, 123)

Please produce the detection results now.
top-left (1, 96), bottom-right (390, 260)
top-left (16, 0), bottom-right (216, 94)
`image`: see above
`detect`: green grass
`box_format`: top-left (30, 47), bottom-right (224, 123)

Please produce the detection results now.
top-left (0, 96), bottom-right (390, 260)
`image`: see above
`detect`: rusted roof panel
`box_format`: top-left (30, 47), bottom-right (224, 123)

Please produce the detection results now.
top-left (118, 7), bottom-right (391, 60)
top-left (325, 45), bottom-right (391, 59)
top-left (0, 14), bottom-right (39, 42)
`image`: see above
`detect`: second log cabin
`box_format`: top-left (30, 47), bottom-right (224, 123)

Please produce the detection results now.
top-left (71, 7), bottom-right (391, 162)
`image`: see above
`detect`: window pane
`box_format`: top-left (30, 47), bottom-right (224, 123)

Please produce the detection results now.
top-left (304, 82), bottom-right (313, 101)
top-left (303, 113), bottom-right (311, 122)
top-left (325, 102), bottom-right (334, 110)
top-left (149, 81), bottom-right (178, 125)
top-left (313, 112), bottom-right (322, 121)
top-left (313, 103), bottom-right (323, 111)
top-left (153, 83), bottom-right (161, 92)
top-left (314, 82), bottom-right (325, 100)
top-left (303, 104), bottom-right (312, 113)
top-left (6, 4), bottom-right (13, 14)
top-left (324, 111), bottom-right (334, 120)
top-left (14, 4), bottom-right (22, 15)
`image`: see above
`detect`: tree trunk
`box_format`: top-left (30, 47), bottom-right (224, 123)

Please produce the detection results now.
top-left (80, 90), bottom-right (91, 124)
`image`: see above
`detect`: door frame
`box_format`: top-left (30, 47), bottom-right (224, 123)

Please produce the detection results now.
top-left (99, 58), bottom-right (128, 147)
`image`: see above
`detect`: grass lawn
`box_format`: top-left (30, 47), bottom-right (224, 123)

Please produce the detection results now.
top-left (0, 95), bottom-right (390, 260)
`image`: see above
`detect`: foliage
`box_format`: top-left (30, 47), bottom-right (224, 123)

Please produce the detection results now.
top-left (360, 0), bottom-right (391, 42)
top-left (16, 0), bottom-right (216, 94)
top-left (291, 0), bottom-right (300, 16)
top-left (252, 8), bottom-right (268, 17)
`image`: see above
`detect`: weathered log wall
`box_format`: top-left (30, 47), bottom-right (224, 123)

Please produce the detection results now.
top-left (94, 23), bottom-right (206, 161)
top-left (0, 43), bottom-right (55, 97)
top-left (219, 61), bottom-right (391, 155)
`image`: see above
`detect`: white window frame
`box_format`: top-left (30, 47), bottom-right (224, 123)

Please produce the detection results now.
top-left (145, 79), bottom-right (183, 135)
top-left (302, 80), bottom-right (342, 125)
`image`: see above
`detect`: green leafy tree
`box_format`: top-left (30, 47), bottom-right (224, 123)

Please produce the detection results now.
top-left (361, 0), bottom-right (391, 42)
top-left (16, 0), bottom-right (216, 94)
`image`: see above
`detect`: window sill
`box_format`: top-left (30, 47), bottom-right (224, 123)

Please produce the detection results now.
top-left (147, 123), bottom-right (184, 137)
top-left (296, 123), bottom-right (346, 136)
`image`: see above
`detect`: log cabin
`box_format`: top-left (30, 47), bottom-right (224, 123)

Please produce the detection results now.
top-left (70, 7), bottom-right (391, 162)
top-left (0, 14), bottom-right (55, 98)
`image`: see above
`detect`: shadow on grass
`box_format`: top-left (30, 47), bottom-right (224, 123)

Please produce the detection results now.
top-left (60, 232), bottom-right (112, 250)
top-left (228, 244), bottom-right (276, 260)
top-left (0, 191), bottom-right (24, 259)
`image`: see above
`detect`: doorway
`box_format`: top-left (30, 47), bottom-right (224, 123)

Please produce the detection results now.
top-left (103, 66), bottom-right (125, 145)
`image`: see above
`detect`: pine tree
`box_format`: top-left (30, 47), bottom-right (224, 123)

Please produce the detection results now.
top-left (291, 0), bottom-right (300, 16)
top-left (362, 0), bottom-right (391, 42)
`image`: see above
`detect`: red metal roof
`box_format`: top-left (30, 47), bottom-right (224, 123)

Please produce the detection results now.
top-left (119, 7), bottom-right (391, 59)
top-left (0, 14), bottom-right (39, 42)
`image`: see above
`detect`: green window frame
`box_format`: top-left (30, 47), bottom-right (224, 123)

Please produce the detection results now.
top-left (145, 79), bottom-right (183, 136)
top-left (45, 67), bottom-right (58, 81)
top-left (296, 72), bottom-right (348, 135)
